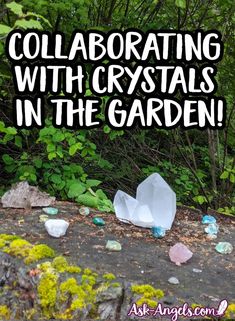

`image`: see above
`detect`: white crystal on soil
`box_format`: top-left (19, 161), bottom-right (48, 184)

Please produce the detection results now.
top-left (45, 219), bottom-right (69, 238)
top-left (113, 173), bottom-right (176, 229)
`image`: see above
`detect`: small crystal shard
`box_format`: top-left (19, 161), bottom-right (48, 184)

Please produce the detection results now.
top-left (79, 206), bottom-right (90, 216)
top-left (106, 240), bottom-right (122, 251)
top-left (168, 277), bottom-right (179, 285)
top-left (45, 219), bottom-right (69, 238)
top-left (1, 181), bottom-right (55, 208)
top-left (93, 217), bottom-right (105, 226)
top-left (169, 243), bottom-right (193, 266)
top-left (113, 173), bottom-right (176, 229)
top-left (43, 207), bottom-right (58, 215)
top-left (215, 242), bottom-right (233, 254)
top-left (202, 215), bottom-right (216, 224)
top-left (152, 226), bottom-right (166, 238)
top-left (204, 223), bottom-right (219, 235)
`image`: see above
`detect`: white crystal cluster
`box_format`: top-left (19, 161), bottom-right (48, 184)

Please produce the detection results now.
top-left (113, 173), bottom-right (176, 229)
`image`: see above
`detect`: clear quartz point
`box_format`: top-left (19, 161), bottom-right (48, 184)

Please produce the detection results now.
top-left (113, 173), bottom-right (176, 229)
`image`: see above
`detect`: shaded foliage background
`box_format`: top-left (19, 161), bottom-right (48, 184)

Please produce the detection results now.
top-left (0, 0), bottom-right (234, 214)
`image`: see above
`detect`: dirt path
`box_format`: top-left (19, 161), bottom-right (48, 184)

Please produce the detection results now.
top-left (0, 202), bottom-right (234, 310)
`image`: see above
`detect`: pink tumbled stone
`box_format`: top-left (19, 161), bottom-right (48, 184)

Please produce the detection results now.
top-left (169, 243), bottom-right (193, 266)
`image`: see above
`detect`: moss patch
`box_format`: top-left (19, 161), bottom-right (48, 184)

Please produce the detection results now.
top-left (131, 284), bottom-right (164, 308)
top-left (0, 305), bottom-right (10, 320)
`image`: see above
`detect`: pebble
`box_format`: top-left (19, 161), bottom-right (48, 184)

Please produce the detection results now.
top-left (106, 240), bottom-right (122, 251)
top-left (215, 242), bottom-right (233, 254)
top-left (79, 206), bottom-right (90, 216)
top-left (168, 277), bottom-right (179, 285)
top-left (204, 223), bottom-right (219, 235)
top-left (192, 268), bottom-right (202, 273)
top-left (151, 226), bottom-right (166, 238)
top-left (93, 217), bottom-right (105, 226)
top-left (39, 214), bottom-right (49, 223)
top-left (202, 215), bottom-right (216, 224)
top-left (206, 234), bottom-right (217, 240)
top-left (43, 207), bottom-right (58, 215)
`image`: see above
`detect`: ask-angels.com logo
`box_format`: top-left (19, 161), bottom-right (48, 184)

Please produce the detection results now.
top-left (127, 299), bottom-right (228, 320)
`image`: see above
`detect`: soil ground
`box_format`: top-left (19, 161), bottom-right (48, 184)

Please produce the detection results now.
top-left (0, 202), bottom-right (234, 308)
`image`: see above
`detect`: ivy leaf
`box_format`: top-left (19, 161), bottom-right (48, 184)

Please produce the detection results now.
top-left (68, 182), bottom-right (86, 198)
top-left (6, 1), bottom-right (23, 16)
top-left (0, 24), bottom-right (12, 35)
top-left (175, 0), bottom-right (186, 9)
top-left (14, 19), bottom-right (43, 30)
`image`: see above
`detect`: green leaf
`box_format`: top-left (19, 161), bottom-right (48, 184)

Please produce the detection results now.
top-left (5, 127), bottom-right (17, 135)
top-left (76, 193), bottom-right (99, 208)
top-left (96, 189), bottom-right (108, 200)
top-left (69, 143), bottom-right (83, 156)
top-left (6, 1), bottom-right (23, 16)
top-left (33, 158), bottom-right (42, 168)
top-left (175, 0), bottom-right (186, 9)
top-left (86, 179), bottom-right (101, 188)
top-left (230, 173), bottom-right (235, 184)
top-left (97, 199), bottom-right (114, 213)
top-left (50, 174), bottom-right (62, 184)
top-left (52, 132), bottom-right (65, 142)
top-left (14, 135), bottom-right (22, 148)
top-left (68, 182), bottom-right (86, 198)
top-left (103, 125), bottom-right (111, 134)
top-left (48, 152), bottom-right (56, 160)
top-left (47, 143), bottom-right (56, 153)
top-left (0, 24), bottom-right (12, 35)
top-left (2, 154), bottom-right (14, 165)
top-left (220, 171), bottom-right (229, 179)
top-left (14, 19), bottom-right (43, 30)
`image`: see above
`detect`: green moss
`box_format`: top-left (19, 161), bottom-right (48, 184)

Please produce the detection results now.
top-left (0, 234), bottom-right (20, 241)
top-left (131, 284), bottom-right (164, 299)
top-left (224, 303), bottom-right (235, 319)
top-left (132, 284), bottom-right (164, 308)
top-left (136, 298), bottom-right (158, 308)
top-left (59, 277), bottom-right (96, 314)
top-left (52, 256), bottom-right (68, 272)
top-left (83, 268), bottom-right (92, 275)
top-left (0, 305), bottom-right (10, 320)
top-left (0, 240), bottom-right (6, 249)
top-left (25, 244), bottom-right (55, 264)
top-left (38, 272), bottom-right (58, 318)
top-left (66, 266), bottom-right (82, 274)
top-left (37, 261), bottom-right (54, 273)
top-left (5, 239), bottom-right (31, 257)
top-left (81, 274), bottom-right (97, 286)
top-left (52, 257), bottom-right (81, 274)
top-left (102, 273), bottom-right (116, 281)
top-left (111, 282), bottom-right (121, 288)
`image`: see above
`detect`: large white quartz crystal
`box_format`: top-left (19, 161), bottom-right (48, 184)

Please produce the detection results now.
top-left (45, 219), bottom-right (69, 238)
top-left (113, 173), bottom-right (176, 229)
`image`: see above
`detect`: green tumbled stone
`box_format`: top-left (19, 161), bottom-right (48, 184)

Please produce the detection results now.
top-left (106, 240), bottom-right (122, 251)
top-left (43, 207), bottom-right (58, 215)
top-left (93, 217), bottom-right (105, 226)
top-left (215, 242), bottom-right (233, 254)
